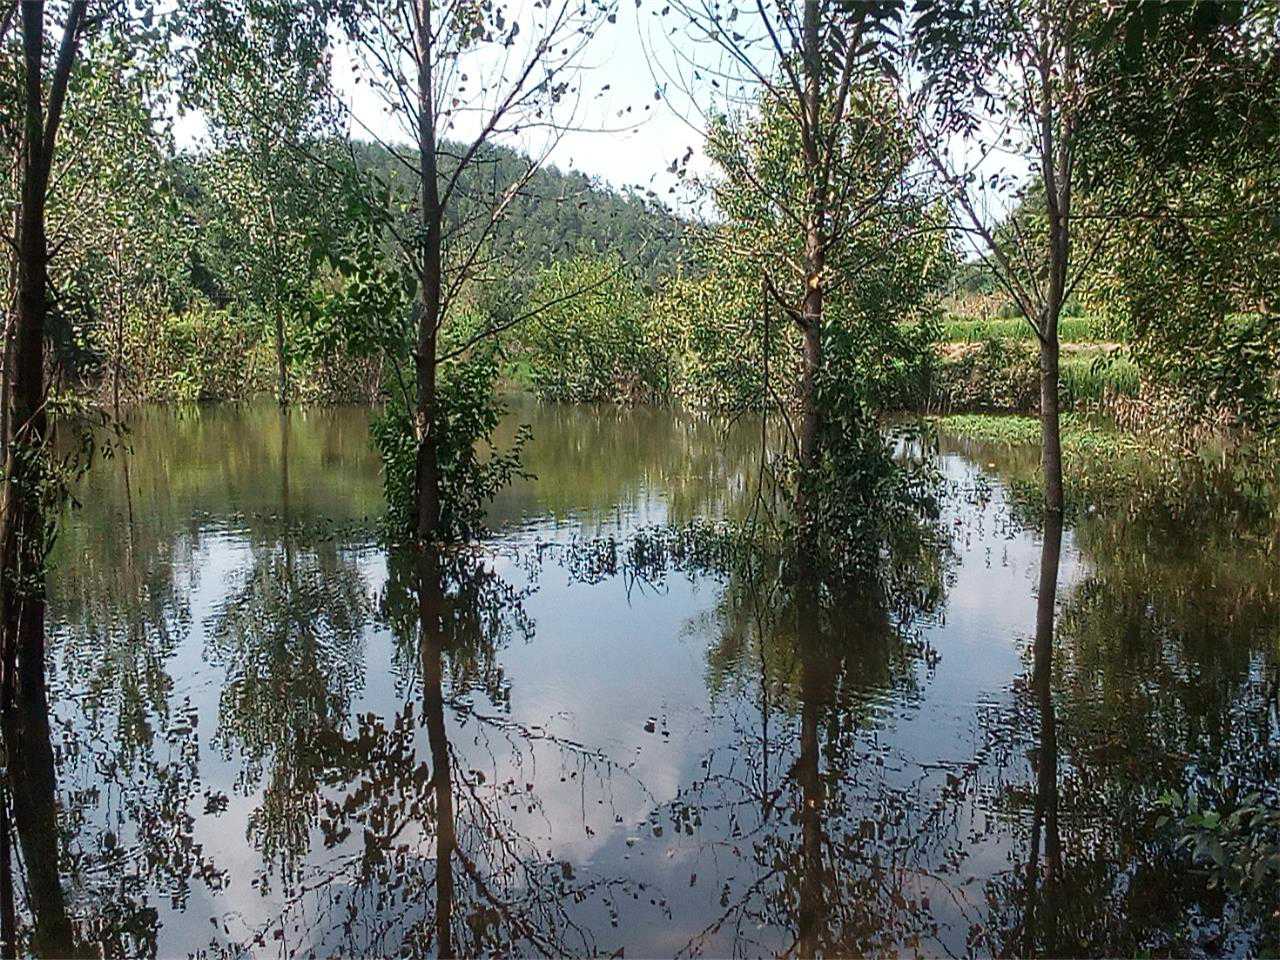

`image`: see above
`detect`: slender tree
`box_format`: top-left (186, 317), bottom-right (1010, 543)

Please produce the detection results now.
top-left (0, 0), bottom-right (88, 712)
top-left (656, 0), bottom-right (918, 528)
top-left (336, 0), bottom-right (612, 538)
top-left (911, 0), bottom-right (1113, 514)
top-left (177, 3), bottom-right (344, 407)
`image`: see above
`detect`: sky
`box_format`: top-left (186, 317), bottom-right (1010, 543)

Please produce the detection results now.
top-left (327, 1), bottom-right (713, 206)
top-left (174, 0), bottom-right (1016, 228)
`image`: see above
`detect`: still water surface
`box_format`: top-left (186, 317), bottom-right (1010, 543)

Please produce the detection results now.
top-left (22, 401), bottom-right (1280, 956)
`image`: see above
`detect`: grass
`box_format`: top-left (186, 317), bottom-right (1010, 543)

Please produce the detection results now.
top-left (932, 413), bottom-right (1141, 458)
top-left (1060, 353), bottom-right (1140, 403)
top-left (940, 316), bottom-right (1105, 344)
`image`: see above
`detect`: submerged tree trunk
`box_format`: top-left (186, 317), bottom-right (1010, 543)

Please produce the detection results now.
top-left (1038, 330), bottom-right (1064, 515)
top-left (1, 1), bottom-right (85, 712)
top-left (414, 0), bottom-right (443, 540)
top-left (1, 12), bottom-right (51, 713)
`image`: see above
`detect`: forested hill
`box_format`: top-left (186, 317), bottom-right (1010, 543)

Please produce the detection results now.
top-left (351, 140), bottom-right (689, 286)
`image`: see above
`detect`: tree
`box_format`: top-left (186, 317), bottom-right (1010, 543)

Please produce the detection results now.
top-left (0, 0), bottom-right (89, 713)
top-left (53, 37), bottom-right (190, 413)
top-left (911, 0), bottom-right (1110, 514)
top-left (521, 254), bottom-right (665, 403)
top-left (335, 0), bottom-right (613, 539)
top-left (177, 3), bottom-right (346, 407)
top-left (649, 54), bottom-right (944, 567)
top-left (1078, 2), bottom-right (1280, 437)
top-left (659, 0), bottom-right (932, 535)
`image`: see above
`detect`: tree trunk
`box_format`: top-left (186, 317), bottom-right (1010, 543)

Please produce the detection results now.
top-left (1, 0), bottom-right (85, 713)
top-left (1, 203), bottom-right (18, 466)
top-left (112, 320), bottom-right (122, 415)
top-left (0, 18), bottom-right (51, 712)
top-left (1037, 29), bottom-right (1070, 519)
top-left (794, 0), bottom-right (825, 531)
top-left (112, 245), bottom-right (124, 416)
top-left (0, 195), bottom-right (51, 714)
top-left (798, 252), bottom-right (823, 477)
top-left (274, 297), bottom-right (288, 406)
top-left (1038, 332), bottom-right (1064, 515)
top-left (414, 0), bottom-right (443, 540)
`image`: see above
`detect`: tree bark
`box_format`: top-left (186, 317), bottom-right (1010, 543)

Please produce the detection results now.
top-left (414, 0), bottom-right (443, 539)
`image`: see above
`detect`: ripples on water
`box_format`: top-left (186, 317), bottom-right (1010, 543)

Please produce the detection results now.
top-left (10, 400), bottom-right (1277, 956)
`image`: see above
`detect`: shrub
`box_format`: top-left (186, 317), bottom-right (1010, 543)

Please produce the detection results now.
top-left (372, 345), bottom-right (530, 542)
top-left (128, 306), bottom-right (269, 402)
top-left (1060, 353), bottom-right (1140, 407)
top-left (931, 337), bottom-right (1040, 412)
top-left (521, 255), bottom-right (667, 403)
top-left (931, 339), bottom-right (1140, 414)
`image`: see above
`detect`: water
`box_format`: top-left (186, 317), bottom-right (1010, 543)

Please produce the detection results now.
top-left (8, 400), bottom-right (1278, 956)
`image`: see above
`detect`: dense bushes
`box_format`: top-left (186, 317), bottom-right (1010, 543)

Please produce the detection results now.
top-left (928, 338), bottom-right (1040, 413)
top-left (103, 302), bottom-right (387, 406)
top-left (518, 255), bottom-right (668, 403)
top-left (514, 263), bottom-right (1150, 422)
top-left (124, 306), bottom-right (272, 403)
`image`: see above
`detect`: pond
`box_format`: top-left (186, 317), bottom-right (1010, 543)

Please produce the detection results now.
top-left (10, 399), bottom-right (1279, 956)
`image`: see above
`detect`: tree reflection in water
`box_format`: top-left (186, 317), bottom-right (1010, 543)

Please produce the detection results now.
top-left (1022, 510), bottom-right (1064, 954)
top-left (646, 552), bottom-right (957, 958)
top-left (206, 539), bottom-right (370, 879)
top-left (7, 404), bottom-right (1280, 956)
top-left (222, 546), bottom-right (653, 958)
top-left (976, 477), bottom-right (1280, 957)
top-left (1, 593), bottom-right (219, 958)
top-left (3, 666), bottom-right (75, 957)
